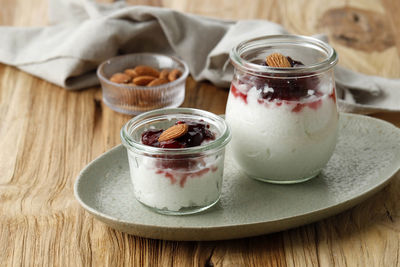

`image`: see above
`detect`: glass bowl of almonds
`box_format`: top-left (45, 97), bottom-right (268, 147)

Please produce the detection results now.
top-left (97, 53), bottom-right (189, 115)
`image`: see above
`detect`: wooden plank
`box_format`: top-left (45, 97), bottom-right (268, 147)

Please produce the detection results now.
top-left (0, 0), bottom-right (399, 266)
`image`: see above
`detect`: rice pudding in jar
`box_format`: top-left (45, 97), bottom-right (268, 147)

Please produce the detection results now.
top-left (121, 108), bottom-right (231, 215)
top-left (226, 35), bottom-right (339, 183)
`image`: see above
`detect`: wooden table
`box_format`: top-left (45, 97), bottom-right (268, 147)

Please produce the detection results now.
top-left (1, 0), bottom-right (399, 266)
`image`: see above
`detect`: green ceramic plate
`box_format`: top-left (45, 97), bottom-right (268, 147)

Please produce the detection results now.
top-left (74, 113), bottom-right (400, 241)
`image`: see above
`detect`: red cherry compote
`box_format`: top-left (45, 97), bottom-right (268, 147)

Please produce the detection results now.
top-left (142, 120), bottom-right (215, 149)
top-left (141, 120), bottom-right (217, 187)
top-left (240, 56), bottom-right (320, 101)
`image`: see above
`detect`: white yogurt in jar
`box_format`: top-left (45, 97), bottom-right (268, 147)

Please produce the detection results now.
top-left (128, 151), bottom-right (224, 212)
top-left (225, 81), bottom-right (338, 182)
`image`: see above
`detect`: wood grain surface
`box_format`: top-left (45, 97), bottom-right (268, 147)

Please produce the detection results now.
top-left (0, 0), bottom-right (399, 266)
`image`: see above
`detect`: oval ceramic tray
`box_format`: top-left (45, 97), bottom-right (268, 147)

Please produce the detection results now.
top-left (74, 113), bottom-right (400, 241)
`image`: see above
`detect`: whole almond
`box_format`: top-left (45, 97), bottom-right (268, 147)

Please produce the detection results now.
top-left (266, 53), bottom-right (291, 68)
top-left (124, 69), bottom-right (138, 78)
top-left (159, 69), bottom-right (169, 80)
top-left (134, 65), bottom-right (160, 77)
top-left (168, 69), bottom-right (182, 81)
top-left (110, 73), bottom-right (131, 83)
top-left (147, 78), bottom-right (169, 87)
top-left (133, 76), bottom-right (156, 86)
top-left (158, 123), bottom-right (188, 142)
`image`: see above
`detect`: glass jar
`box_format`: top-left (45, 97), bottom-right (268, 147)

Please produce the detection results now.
top-left (121, 108), bottom-right (231, 215)
top-left (226, 35), bottom-right (339, 184)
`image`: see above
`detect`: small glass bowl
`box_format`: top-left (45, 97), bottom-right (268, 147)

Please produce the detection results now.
top-left (97, 53), bottom-right (189, 115)
top-left (120, 108), bottom-right (231, 215)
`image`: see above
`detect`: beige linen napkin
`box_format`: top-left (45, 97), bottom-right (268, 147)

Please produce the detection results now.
top-left (0, 0), bottom-right (399, 114)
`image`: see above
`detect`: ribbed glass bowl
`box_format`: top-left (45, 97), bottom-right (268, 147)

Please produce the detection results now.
top-left (97, 53), bottom-right (189, 115)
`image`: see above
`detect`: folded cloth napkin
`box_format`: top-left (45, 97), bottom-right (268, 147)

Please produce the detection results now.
top-left (0, 0), bottom-right (399, 114)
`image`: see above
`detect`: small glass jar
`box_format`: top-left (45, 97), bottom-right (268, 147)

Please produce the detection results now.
top-left (226, 35), bottom-right (339, 184)
top-left (121, 108), bottom-right (231, 215)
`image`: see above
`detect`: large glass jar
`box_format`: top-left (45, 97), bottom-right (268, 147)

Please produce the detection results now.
top-left (226, 35), bottom-right (339, 184)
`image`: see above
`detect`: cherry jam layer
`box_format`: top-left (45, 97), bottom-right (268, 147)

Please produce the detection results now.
top-left (142, 120), bottom-right (215, 149)
top-left (232, 84), bottom-right (336, 113)
top-left (156, 165), bottom-right (218, 188)
top-left (141, 120), bottom-right (217, 188)
top-left (235, 57), bottom-right (322, 102)
top-left (236, 73), bottom-right (320, 102)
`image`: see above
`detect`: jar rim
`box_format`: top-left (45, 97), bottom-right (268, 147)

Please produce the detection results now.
top-left (120, 108), bottom-right (231, 155)
top-left (230, 34), bottom-right (338, 77)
